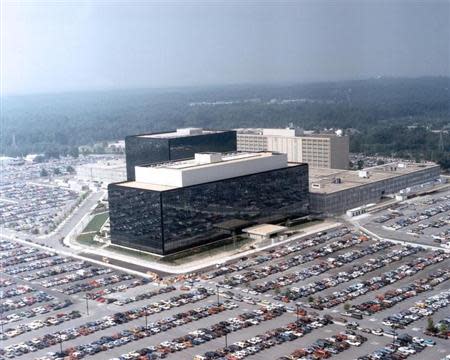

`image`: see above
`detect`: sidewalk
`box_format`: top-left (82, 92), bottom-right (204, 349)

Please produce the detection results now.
top-left (66, 220), bottom-right (342, 275)
top-left (39, 190), bottom-right (105, 240)
top-left (355, 223), bottom-right (448, 252)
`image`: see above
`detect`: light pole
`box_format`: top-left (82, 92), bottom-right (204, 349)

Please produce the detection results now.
top-left (0, 311), bottom-right (4, 336)
top-left (85, 293), bottom-right (90, 316)
top-left (216, 285), bottom-right (220, 306)
top-left (144, 306), bottom-right (148, 330)
top-left (392, 325), bottom-right (397, 344)
top-left (225, 333), bottom-right (228, 348)
top-left (296, 304), bottom-right (299, 322)
top-left (59, 333), bottom-right (63, 354)
top-left (0, 309), bottom-right (4, 336)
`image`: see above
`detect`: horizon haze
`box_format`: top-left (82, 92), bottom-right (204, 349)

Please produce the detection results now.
top-left (1, 0), bottom-right (449, 95)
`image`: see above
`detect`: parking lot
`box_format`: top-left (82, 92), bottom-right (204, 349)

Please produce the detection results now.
top-left (1, 224), bottom-right (449, 360)
top-left (361, 189), bottom-right (450, 249)
top-left (0, 155), bottom-right (117, 236)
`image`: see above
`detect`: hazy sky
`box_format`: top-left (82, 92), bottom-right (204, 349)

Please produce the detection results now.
top-left (2, 0), bottom-right (449, 95)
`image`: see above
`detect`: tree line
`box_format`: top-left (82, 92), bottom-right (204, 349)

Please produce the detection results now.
top-left (2, 77), bottom-right (449, 169)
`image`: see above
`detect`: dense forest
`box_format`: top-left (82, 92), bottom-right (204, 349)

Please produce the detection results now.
top-left (2, 77), bottom-right (449, 169)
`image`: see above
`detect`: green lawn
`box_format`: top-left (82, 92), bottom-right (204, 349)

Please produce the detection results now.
top-left (83, 212), bottom-right (109, 232)
top-left (76, 232), bottom-right (102, 247)
top-left (106, 245), bottom-right (162, 262)
top-left (75, 212), bottom-right (109, 248)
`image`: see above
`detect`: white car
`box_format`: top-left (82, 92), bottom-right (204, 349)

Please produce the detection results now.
top-left (345, 339), bottom-right (361, 346)
top-left (398, 347), bottom-right (416, 354)
top-left (372, 328), bottom-right (384, 336)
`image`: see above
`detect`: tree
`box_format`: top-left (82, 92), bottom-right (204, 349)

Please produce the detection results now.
top-left (344, 303), bottom-right (351, 311)
top-left (66, 165), bottom-right (75, 174)
top-left (357, 160), bottom-right (364, 170)
top-left (53, 167), bottom-right (61, 175)
top-left (427, 317), bottom-right (437, 333)
top-left (33, 155), bottom-right (46, 163)
top-left (94, 145), bottom-right (105, 154)
top-left (3, 78), bottom-right (450, 170)
top-left (376, 159), bottom-right (385, 165)
top-left (69, 147), bottom-right (79, 158)
top-left (308, 296), bottom-right (314, 303)
top-left (439, 323), bottom-right (448, 335)
top-left (437, 153), bottom-right (450, 171)
top-left (45, 150), bottom-right (60, 159)
top-left (40, 168), bottom-right (49, 177)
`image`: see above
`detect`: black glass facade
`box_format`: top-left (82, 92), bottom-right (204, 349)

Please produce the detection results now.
top-left (125, 135), bottom-right (170, 181)
top-left (109, 164), bottom-right (309, 255)
top-left (108, 186), bottom-right (163, 254)
top-left (125, 131), bottom-right (237, 180)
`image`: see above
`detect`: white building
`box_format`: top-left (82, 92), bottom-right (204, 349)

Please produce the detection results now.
top-left (107, 140), bottom-right (125, 153)
top-left (133, 152), bottom-right (289, 189)
top-left (0, 156), bottom-right (25, 166)
top-left (76, 158), bottom-right (126, 186)
top-left (237, 128), bottom-right (349, 169)
top-left (242, 224), bottom-right (288, 241)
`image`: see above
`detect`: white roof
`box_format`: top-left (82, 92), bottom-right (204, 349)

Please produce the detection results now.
top-left (133, 151), bottom-right (288, 189)
top-left (151, 152), bottom-right (263, 170)
top-left (138, 128), bottom-right (222, 139)
top-left (243, 224), bottom-right (288, 236)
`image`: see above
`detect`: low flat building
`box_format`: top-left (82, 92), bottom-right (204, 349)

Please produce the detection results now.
top-left (108, 152), bottom-right (309, 255)
top-left (243, 224), bottom-right (288, 241)
top-left (309, 162), bottom-right (441, 215)
top-left (236, 128), bottom-right (349, 169)
top-left (76, 158), bottom-right (126, 185)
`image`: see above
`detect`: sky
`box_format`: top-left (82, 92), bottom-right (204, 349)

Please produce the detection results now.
top-left (1, 0), bottom-right (449, 95)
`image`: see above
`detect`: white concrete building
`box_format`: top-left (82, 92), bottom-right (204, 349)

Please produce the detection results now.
top-left (237, 128), bottom-right (349, 169)
top-left (134, 152), bottom-right (289, 189)
top-left (243, 224), bottom-right (288, 241)
top-left (76, 159), bottom-right (126, 185)
top-left (0, 156), bottom-right (25, 166)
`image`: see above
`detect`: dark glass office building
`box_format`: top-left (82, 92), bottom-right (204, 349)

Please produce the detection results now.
top-left (125, 129), bottom-right (237, 180)
top-left (109, 163), bottom-right (309, 255)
